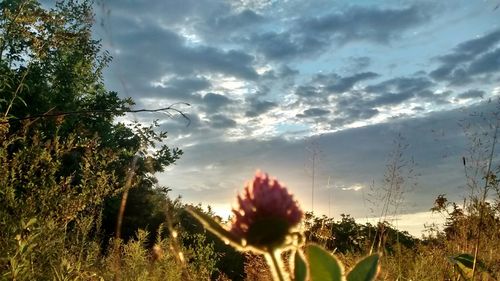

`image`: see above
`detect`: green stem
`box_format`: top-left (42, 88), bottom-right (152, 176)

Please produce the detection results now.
top-left (265, 250), bottom-right (288, 281)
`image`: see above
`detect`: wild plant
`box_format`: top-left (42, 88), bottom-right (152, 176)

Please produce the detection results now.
top-left (456, 100), bottom-right (499, 280)
top-left (188, 171), bottom-right (381, 281)
top-left (429, 99), bottom-right (500, 280)
top-left (0, 120), bottom-right (119, 280)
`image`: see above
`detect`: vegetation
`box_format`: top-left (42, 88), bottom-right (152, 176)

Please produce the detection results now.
top-left (1, 1), bottom-right (499, 280)
top-left (0, 0), bottom-right (209, 280)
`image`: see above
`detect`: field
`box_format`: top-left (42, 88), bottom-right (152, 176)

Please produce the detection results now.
top-left (1, 1), bottom-right (499, 280)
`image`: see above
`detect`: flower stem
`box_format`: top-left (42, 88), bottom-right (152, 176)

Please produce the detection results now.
top-left (265, 250), bottom-right (288, 281)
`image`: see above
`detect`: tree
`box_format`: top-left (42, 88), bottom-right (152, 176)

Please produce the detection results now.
top-left (0, 1), bottom-right (183, 278)
top-left (0, 0), bottom-right (182, 230)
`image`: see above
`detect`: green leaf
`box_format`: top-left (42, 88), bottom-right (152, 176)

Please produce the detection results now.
top-left (294, 250), bottom-right (307, 281)
top-left (306, 244), bottom-right (344, 281)
top-left (448, 253), bottom-right (491, 280)
top-left (185, 206), bottom-right (245, 250)
top-left (16, 96), bottom-right (27, 107)
top-left (449, 253), bottom-right (474, 269)
top-left (347, 254), bottom-right (380, 281)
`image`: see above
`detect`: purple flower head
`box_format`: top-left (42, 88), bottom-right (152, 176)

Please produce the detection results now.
top-left (230, 171), bottom-right (303, 249)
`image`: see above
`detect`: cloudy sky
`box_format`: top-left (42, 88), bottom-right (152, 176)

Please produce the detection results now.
top-left (91, 0), bottom-right (500, 236)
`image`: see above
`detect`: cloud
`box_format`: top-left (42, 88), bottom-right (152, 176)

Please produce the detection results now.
top-left (91, 1), bottom-right (500, 234)
top-left (105, 17), bottom-right (258, 98)
top-left (151, 76), bottom-right (211, 101)
top-left (300, 4), bottom-right (432, 44)
top-left (102, 0), bottom-right (230, 26)
top-left (364, 76), bottom-right (436, 106)
top-left (205, 9), bottom-right (266, 33)
top-left (323, 72), bottom-right (380, 93)
top-left (430, 29), bottom-right (500, 85)
top-left (208, 114), bottom-right (237, 129)
top-left (329, 107), bottom-right (380, 127)
top-left (245, 99), bottom-right (278, 117)
top-left (278, 65), bottom-right (300, 78)
top-left (243, 4), bottom-right (432, 61)
top-left (291, 74), bottom-right (441, 127)
top-left (250, 31), bottom-right (326, 60)
top-left (295, 85), bottom-right (323, 98)
top-left (365, 76), bottom-right (434, 95)
top-left (292, 72), bottom-right (380, 110)
top-left (448, 29), bottom-right (500, 60)
top-left (345, 56), bottom-right (372, 72)
top-left (202, 93), bottom-right (234, 113)
top-left (456, 89), bottom-right (485, 100)
top-left (297, 108), bottom-right (331, 118)
top-left (466, 47), bottom-right (500, 76)
top-left (167, 101), bottom-right (499, 219)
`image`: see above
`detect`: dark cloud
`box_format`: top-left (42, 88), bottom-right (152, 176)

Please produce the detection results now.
top-left (209, 114), bottom-right (237, 129)
top-left (300, 5), bottom-right (432, 44)
top-left (250, 31), bottom-right (326, 60)
top-left (430, 29), bottom-right (500, 85)
top-left (364, 76), bottom-right (435, 106)
top-left (289, 67), bottom-right (477, 130)
top-left (246, 4), bottom-right (431, 61)
top-left (345, 56), bottom-right (372, 72)
top-left (152, 77), bottom-right (211, 100)
top-left (365, 76), bottom-right (433, 95)
top-left (185, 7), bottom-right (268, 45)
top-left (429, 66), bottom-right (452, 81)
top-left (429, 68), bottom-right (459, 86)
top-left (278, 65), bottom-right (300, 78)
top-left (297, 108), bottom-right (331, 118)
top-left (369, 92), bottom-right (414, 107)
top-left (158, 113), bottom-right (234, 145)
top-left (92, 0), bottom-right (500, 234)
top-left (450, 29), bottom-right (500, 60)
top-left (293, 72), bottom-right (380, 109)
top-left (202, 93), bottom-right (233, 112)
top-left (207, 9), bottom-right (265, 31)
top-left (295, 85), bottom-right (322, 98)
top-left (102, 0), bottom-right (229, 26)
top-left (261, 67), bottom-right (297, 81)
top-left (292, 85), bottom-right (328, 107)
top-left (330, 107), bottom-right (380, 127)
top-left (466, 47), bottom-right (500, 76)
top-left (456, 89), bottom-right (485, 100)
top-left (326, 76), bottom-right (438, 126)
top-left (324, 72), bottom-right (380, 93)
top-left (291, 74), bottom-right (440, 127)
top-left (107, 18), bottom-right (258, 97)
top-left (178, 46), bottom-right (258, 80)
top-left (168, 101), bottom-right (499, 221)
top-left (245, 99), bottom-right (278, 117)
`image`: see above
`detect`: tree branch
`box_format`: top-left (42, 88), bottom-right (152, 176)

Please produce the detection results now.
top-left (0, 102), bottom-right (191, 126)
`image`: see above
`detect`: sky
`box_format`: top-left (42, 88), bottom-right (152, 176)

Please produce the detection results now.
top-left (89, 0), bottom-right (499, 236)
